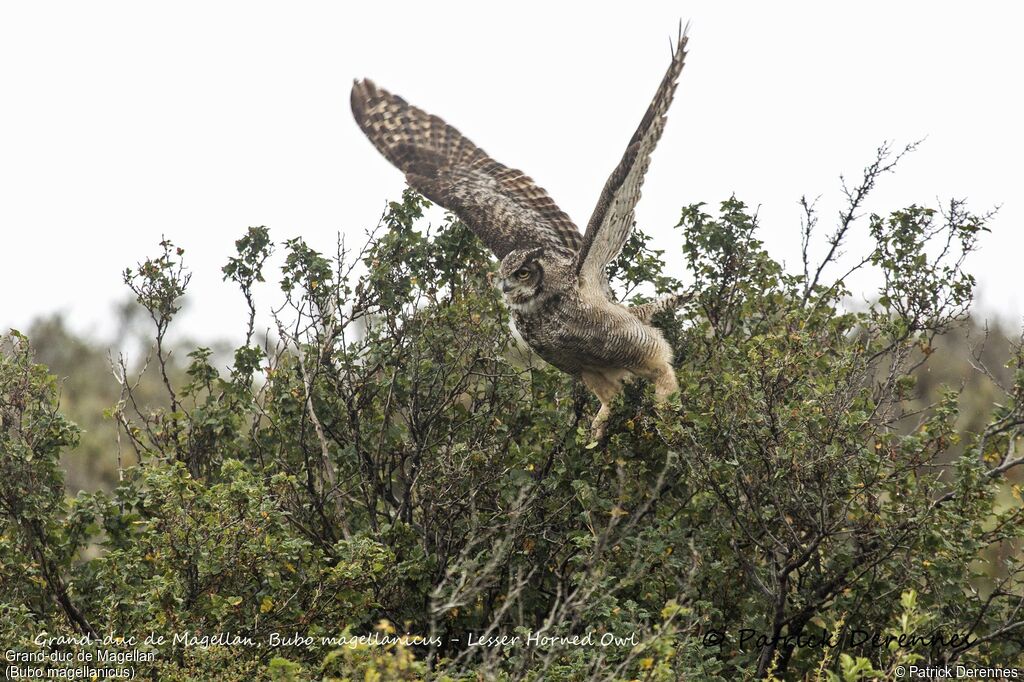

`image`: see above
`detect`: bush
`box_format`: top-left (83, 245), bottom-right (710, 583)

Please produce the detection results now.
top-left (2, 147), bottom-right (1023, 680)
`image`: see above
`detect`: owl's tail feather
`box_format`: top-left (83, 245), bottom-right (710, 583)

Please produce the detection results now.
top-left (628, 291), bottom-right (693, 323)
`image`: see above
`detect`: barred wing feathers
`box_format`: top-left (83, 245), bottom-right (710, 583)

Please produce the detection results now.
top-left (351, 79), bottom-right (582, 260)
top-left (574, 25), bottom-right (689, 288)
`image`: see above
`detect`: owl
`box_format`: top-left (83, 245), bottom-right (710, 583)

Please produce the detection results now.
top-left (351, 26), bottom-right (691, 437)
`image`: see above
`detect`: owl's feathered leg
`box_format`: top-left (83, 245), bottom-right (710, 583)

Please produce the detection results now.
top-left (653, 364), bottom-right (680, 401)
top-left (628, 291), bottom-right (693, 324)
top-left (581, 370), bottom-right (627, 440)
top-left (633, 358), bottom-right (680, 402)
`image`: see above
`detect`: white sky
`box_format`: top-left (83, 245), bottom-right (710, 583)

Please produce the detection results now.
top-left (1, 2), bottom-right (1022, 350)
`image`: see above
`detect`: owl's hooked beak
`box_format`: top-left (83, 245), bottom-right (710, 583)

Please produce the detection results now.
top-left (500, 280), bottom-right (512, 293)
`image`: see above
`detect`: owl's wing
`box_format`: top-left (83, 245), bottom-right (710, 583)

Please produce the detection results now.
top-left (574, 25), bottom-right (689, 291)
top-left (351, 79), bottom-right (582, 260)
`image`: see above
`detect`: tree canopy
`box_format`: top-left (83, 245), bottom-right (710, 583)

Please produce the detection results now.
top-left (2, 147), bottom-right (1023, 680)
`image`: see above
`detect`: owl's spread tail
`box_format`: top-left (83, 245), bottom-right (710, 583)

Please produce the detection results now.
top-left (628, 291), bottom-right (692, 323)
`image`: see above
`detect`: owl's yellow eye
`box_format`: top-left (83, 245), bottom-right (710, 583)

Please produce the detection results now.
top-left (515, 270), bottom-right (531, 280)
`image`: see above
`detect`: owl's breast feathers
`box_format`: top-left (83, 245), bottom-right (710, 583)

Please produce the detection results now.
top-left (511, 293), bottom-right (668, 377)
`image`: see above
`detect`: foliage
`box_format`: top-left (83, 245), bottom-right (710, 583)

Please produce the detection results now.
top-left (3, 148), bottom-right (1024, 680)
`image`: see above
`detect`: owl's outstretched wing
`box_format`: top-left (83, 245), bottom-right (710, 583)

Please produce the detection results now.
top-left (574, 25), bottom-right (689, 290)
top-left (351, 79), bottom-right (582, 260)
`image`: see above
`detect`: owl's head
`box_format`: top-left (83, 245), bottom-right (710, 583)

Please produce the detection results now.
top-left (498, 247), bottom-right (551, 309)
